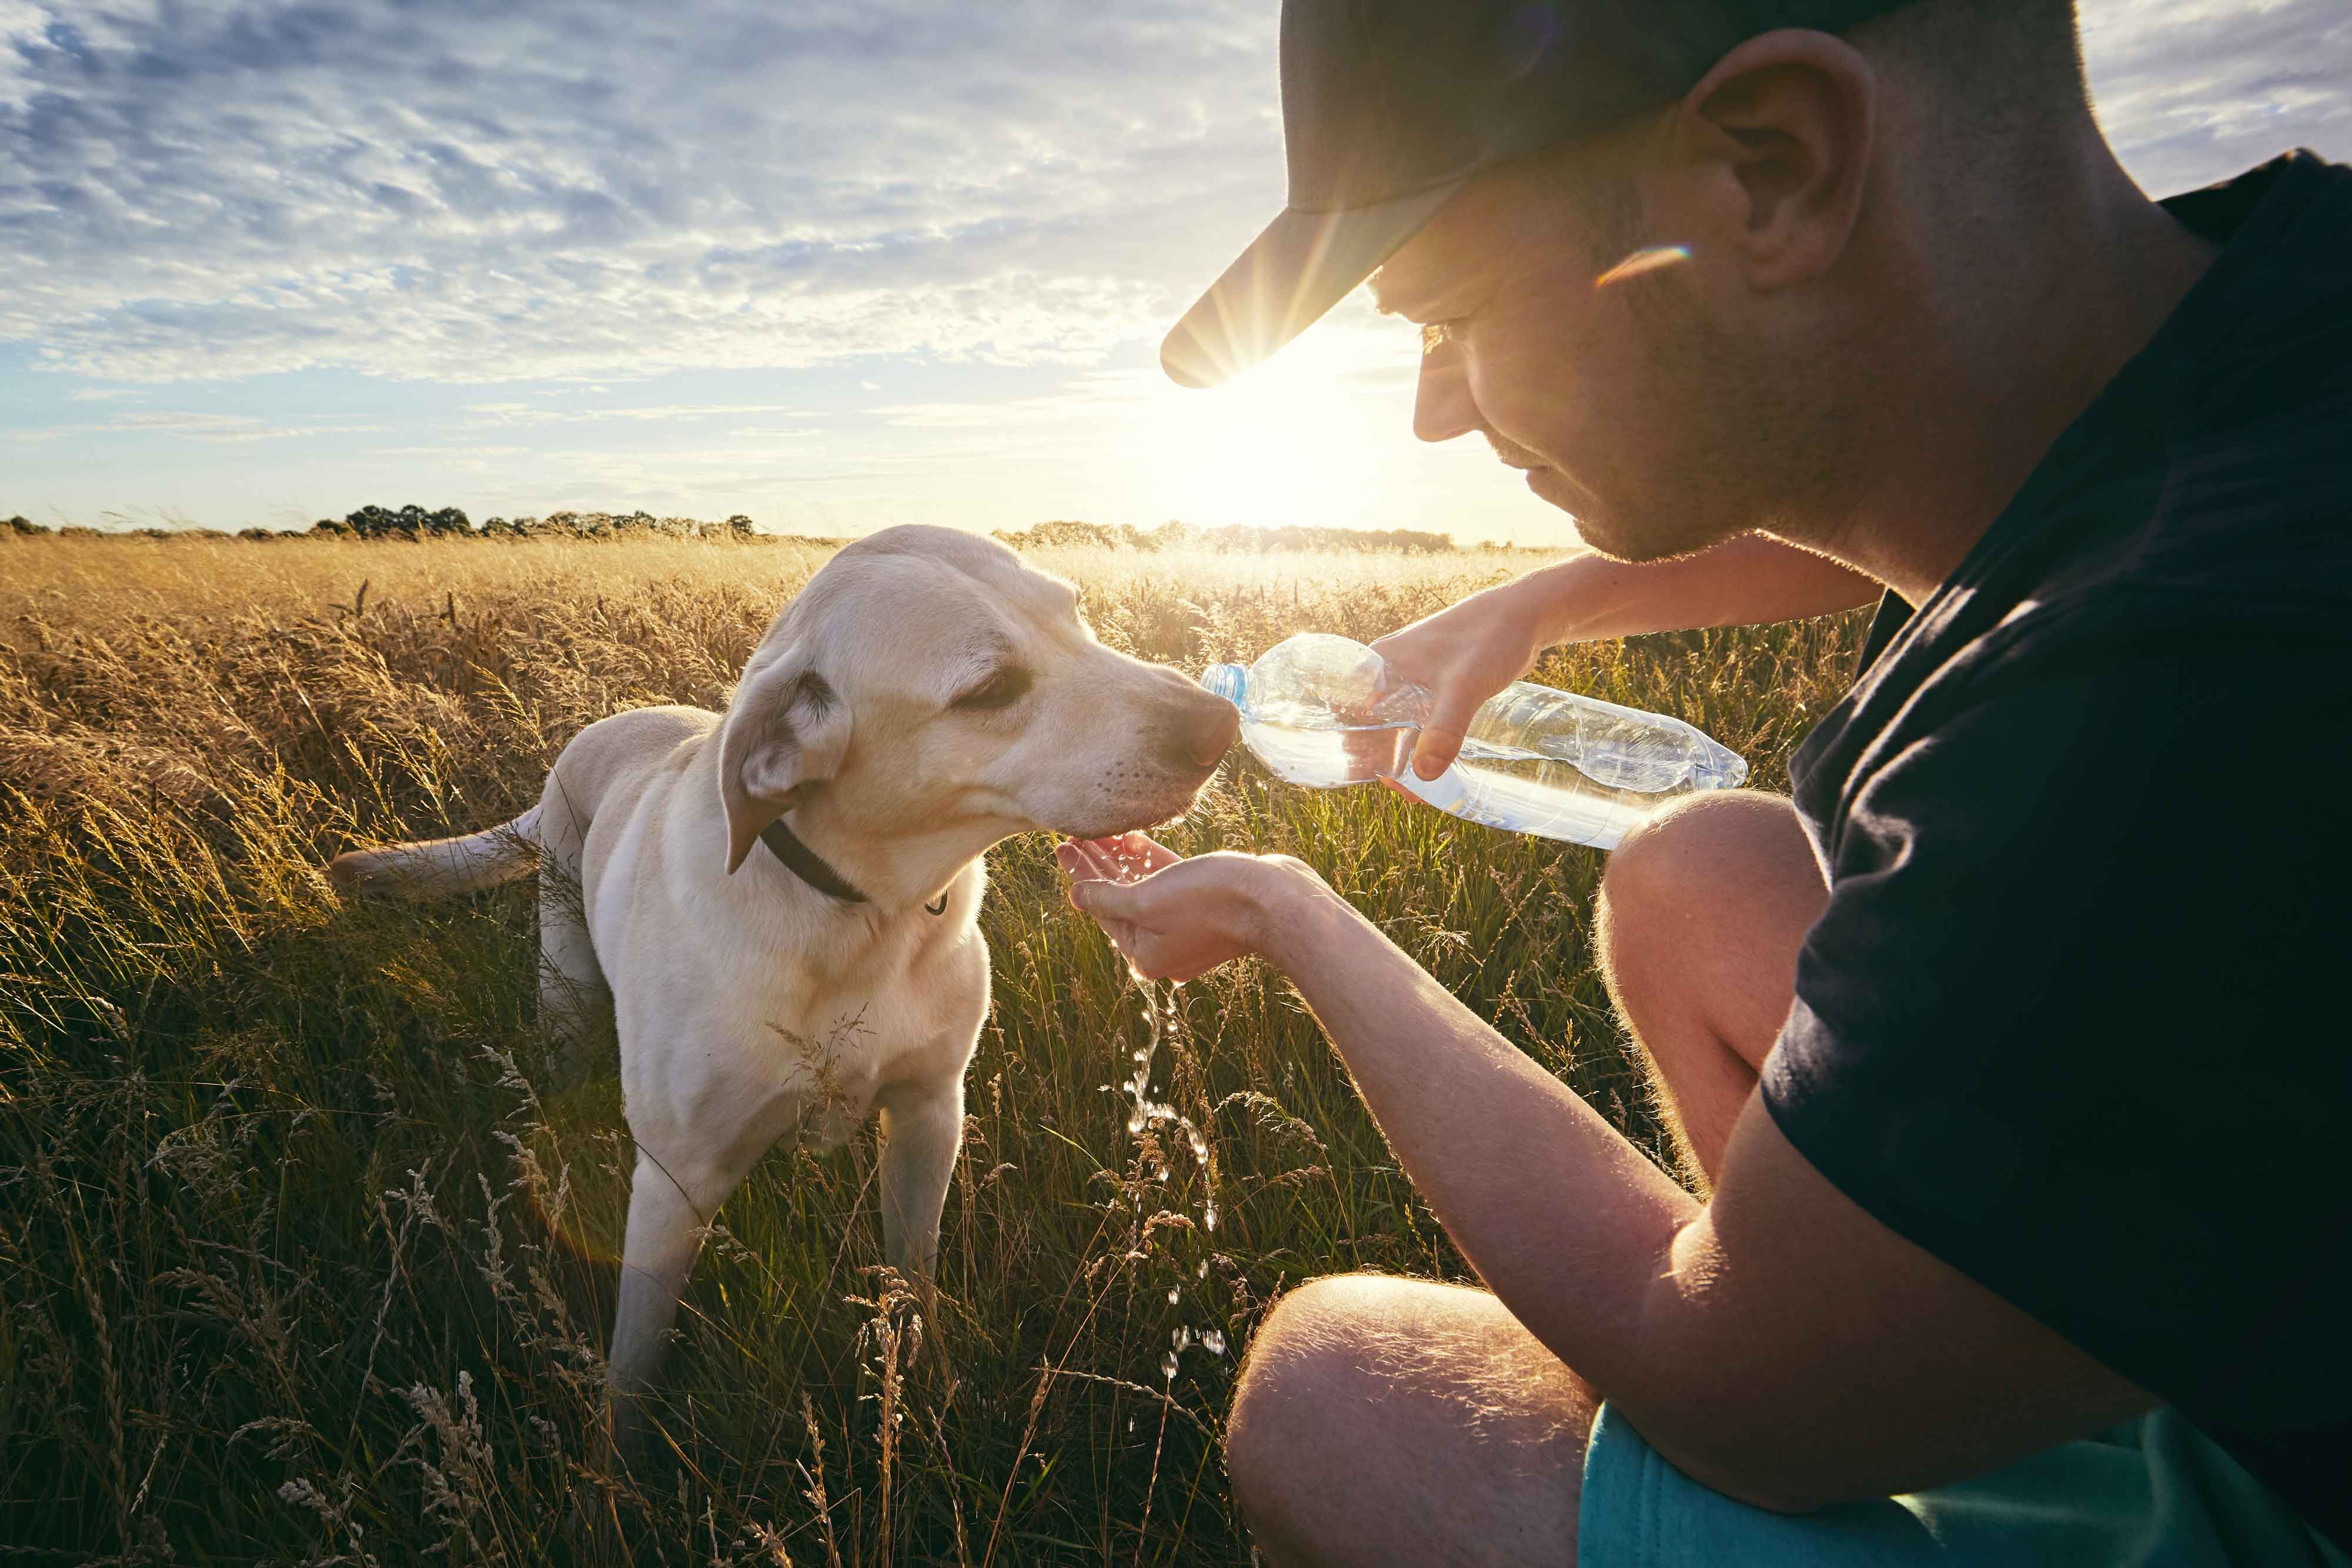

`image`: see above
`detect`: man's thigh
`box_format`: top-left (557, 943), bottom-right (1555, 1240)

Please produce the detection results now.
top-left (1227, 1274), bottom-right (1598, 1568)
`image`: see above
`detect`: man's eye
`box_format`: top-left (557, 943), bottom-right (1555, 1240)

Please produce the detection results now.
top-left (952, 668), bottom-right (1033, 711)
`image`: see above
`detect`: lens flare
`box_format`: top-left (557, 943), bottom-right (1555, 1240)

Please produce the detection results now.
top-left (1595, 244), bottom-right (1693, 289)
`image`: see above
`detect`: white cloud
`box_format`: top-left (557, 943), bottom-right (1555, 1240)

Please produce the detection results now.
top-left (1, 0), bottom-right (1282, 382)
top-left (459, 401), bottom-right (826, 427)
top-left (5, 409), bottom-right (383, 442)
top-left (2085, 0), bottom-right (2352, 193)
top-left (0, 0), bottom-right (2341, 400)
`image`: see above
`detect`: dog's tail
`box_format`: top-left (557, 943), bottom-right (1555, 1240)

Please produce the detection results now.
top-left (328, 805), bottom-right (543, 901)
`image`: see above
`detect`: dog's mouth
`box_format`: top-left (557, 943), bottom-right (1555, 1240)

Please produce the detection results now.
top-left (1055, 767), bottom-right (1220, 844)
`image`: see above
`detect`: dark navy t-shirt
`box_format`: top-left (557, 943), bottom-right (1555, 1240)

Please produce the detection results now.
top-left (1762, 151), bottom-right (2352, 1550)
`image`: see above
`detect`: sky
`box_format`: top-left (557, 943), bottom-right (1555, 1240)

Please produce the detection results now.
top-left (2, 0), bottom-right (2347, 545)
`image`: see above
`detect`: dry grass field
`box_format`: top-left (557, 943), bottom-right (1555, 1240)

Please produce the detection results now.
top-left (0, 530), bottom-right (1868, 1564)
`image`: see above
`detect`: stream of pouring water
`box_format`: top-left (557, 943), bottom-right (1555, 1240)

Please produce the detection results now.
top-left (1122, 972), bottom-right (1217, 1235)
top-left (1120, 969), bottom-right (1223, 1396)
top-left (1088, 838), bottom-right (1225, 1400)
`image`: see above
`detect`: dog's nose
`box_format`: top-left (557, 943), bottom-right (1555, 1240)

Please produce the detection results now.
top-left (1157, 692), bottom-right (1240, 770)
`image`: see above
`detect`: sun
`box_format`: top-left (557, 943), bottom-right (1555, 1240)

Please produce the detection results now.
top-left (1135, 324), bottom-right (1410, 531)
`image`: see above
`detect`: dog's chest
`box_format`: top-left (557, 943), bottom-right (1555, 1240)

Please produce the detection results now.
top-left (626, 911), bottom-right (982, 1146)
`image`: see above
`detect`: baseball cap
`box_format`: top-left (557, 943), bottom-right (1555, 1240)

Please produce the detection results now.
top-left (1160, 0), bottom-right (1913, 388)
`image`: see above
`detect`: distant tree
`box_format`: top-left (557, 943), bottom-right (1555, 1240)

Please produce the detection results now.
top-left (726, 513), bottom-right (757, 539)
top-left (238, 527), bottom-right (278, 540)
top-left (5, 514), bottom-right (49, 536)
top-left (341, 503), bottom-right (470, 539)
top-left (310, 517), bottom-right (352, 537)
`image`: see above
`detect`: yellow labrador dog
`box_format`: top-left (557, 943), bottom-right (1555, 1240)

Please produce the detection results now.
top-left (329, 525), bottom-right (1235, 1445)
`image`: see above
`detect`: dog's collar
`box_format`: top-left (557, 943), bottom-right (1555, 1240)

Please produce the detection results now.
top-left (759, 817), bottom-right (948, 917)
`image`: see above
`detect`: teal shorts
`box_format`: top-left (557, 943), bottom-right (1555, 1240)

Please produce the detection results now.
top-left (1578, 1404), bottom-right (2349, 1568)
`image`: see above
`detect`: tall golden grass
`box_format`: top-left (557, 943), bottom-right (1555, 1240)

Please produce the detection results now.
top-left (0, 531), bottom-right (1867, 1563)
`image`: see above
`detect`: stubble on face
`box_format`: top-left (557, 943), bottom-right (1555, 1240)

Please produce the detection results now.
top-left (1484, 429), bottom-right (1547, 469)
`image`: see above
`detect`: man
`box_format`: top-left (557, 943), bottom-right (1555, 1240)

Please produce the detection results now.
top-left (1055, 0), bottom-right (2352, 1563)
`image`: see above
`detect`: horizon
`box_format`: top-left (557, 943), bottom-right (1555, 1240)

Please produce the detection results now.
top-left (5, 0), bottom-right (2348, 547)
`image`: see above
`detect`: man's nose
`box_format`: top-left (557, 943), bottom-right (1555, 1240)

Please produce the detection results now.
top-left (1413, 335), bottom-right (1480, 443)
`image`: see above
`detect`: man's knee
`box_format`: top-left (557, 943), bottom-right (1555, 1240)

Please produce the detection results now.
top-left (1596, 790), bottom-right (1813, 998)
top-left (1227, 1275), bottom-right (1367, 1516)
top-left (1228, 1275), bottom-right (1595, 1564)
top-left (1228, 1275), bottom-right (1470, 1529)
top-left (1601, 791), bottom-right (1803, 937)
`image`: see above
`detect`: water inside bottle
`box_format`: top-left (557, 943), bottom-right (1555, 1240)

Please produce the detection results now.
top-left (1208, 657), bottom-right (1745, 851)
top-left (1394, 738), bottom-right (1659, 849)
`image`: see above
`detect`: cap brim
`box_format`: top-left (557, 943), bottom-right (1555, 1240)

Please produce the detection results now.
top-left (1159, 179), bottom-right (1468, 389)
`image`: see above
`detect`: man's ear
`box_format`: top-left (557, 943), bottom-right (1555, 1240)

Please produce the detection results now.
top-left (717, 643), bottom-right (851, 874)
top-left (1673, 29), bottom-right (1875, 290)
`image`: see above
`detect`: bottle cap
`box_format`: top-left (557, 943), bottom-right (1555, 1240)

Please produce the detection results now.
top-left (1201, 664), bottom-right (1248, 712)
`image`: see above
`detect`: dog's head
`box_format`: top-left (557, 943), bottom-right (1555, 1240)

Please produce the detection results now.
top-left (719, 525), bottom-right (1238, 875)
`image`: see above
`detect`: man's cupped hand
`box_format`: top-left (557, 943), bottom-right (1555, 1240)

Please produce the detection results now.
top-left (1054, 833), bottom-right (1317, 983)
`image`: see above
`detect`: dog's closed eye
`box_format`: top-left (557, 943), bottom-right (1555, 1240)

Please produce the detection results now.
top-left (951, 667), bottom-right (1033, 713)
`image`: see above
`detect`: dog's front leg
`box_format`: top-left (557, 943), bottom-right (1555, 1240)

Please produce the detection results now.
top-left (605, 1144), bottom-right (758, 1457)
top-left (876, 1077), bottom-right (965, 1282)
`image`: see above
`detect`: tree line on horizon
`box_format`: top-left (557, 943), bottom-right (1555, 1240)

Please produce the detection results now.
top-left (6, 506), bottom-right (1468, 553)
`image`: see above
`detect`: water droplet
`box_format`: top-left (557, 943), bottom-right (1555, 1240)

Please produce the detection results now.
top-left (1203, 1203), bottom-right (1219, 1232)
top-left (1128, 1417), bottom-right (1135, 1433)
top-left (1196, 1259), bottom-right (1208, 1279)
top-left (1160, 1351), bottom-right (1179, 1381)
top-left (1172, 1326), bottom-right (1191, 1351)
top-left (1166, 1286), bottom-right (1179, 1305)
top-left (1202, 1330), bottom-right (1227, 1356)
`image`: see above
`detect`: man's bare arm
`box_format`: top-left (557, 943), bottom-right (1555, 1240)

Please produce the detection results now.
top-left (1060, 840), bottom-right (2150, 1503)
top-left (1245, 868), bottom-right (2152, 1508)
top-left (1372, 536), bottom-right (1878, 777)
top-left (1531, 534), bottom-right (1880, 644)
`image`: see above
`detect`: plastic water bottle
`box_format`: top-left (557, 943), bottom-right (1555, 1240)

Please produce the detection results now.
top-left (1202, 633), bottom-right (1748, 850)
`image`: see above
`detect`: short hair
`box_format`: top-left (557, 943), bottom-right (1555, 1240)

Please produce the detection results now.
top-left (1850, 0), bottom-right (2091, 128)
top-left (1847, 0), bottom-right (2093, 213)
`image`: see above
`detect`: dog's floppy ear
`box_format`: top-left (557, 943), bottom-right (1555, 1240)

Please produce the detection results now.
top-left (717, 643), bottom-right (851, 874)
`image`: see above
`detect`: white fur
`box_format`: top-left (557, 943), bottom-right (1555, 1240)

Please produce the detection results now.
top-left (328, 526), bottom-right (1235, 1450)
